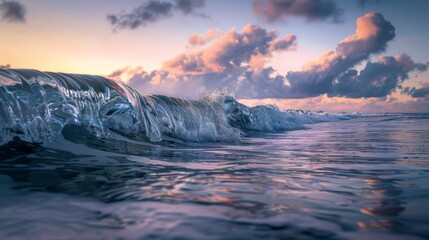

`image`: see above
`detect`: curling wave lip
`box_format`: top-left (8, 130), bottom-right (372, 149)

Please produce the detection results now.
top-left (0, 68), bottom-right (359, 146)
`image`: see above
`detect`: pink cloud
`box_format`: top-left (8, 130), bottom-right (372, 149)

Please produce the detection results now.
top-left (106, 12), bottom-right (427, 111)
top-left (164, 24), bottom-right (296, 74)
top-left (188, 29), bottom-right (221, 46)
top-left (0, 64), bottom-right (11, 68)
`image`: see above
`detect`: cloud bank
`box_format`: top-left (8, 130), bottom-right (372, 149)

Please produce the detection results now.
top-left (0, 0), bottom-right (26, 22)
top-left (108, 12), bottom-right (427, 102)
top-left (286, 12), bottom-right (398, 98)
top-left (252, 0), bottom-right (343, 23)
top-left (286, 12), bottom-right (428, 99)
top-left (330, 54), bottom-right (427, 98)
top-left (107, 0), bottom-right (206, 30)
top-left (108, 24), bottom-right (297, 98)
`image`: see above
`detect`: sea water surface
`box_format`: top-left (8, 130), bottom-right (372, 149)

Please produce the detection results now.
top-left (0, 69), bottom-right (428, 239)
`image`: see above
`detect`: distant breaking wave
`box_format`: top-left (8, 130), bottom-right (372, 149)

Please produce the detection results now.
top-left (0, 69), bottom-right (357, 146)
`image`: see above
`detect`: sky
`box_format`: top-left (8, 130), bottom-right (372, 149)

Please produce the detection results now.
top-left (1, 0), bottom-right (429, 113)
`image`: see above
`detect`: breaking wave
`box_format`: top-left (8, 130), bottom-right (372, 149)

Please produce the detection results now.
top-left (0, 69), bottom-right (357, 146)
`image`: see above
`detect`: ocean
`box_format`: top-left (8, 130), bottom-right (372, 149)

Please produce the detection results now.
top-left (0, 69), bottom-right (428, 239)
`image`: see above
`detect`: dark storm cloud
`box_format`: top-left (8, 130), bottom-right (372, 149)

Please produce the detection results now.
top-left (0, 0), bottom-right (26, 22)
top-left (407, 87), bottom-right (429, 98)
top-left (107, 0), bottom-right (206, 30)
top-left (175, 0), bottom-right (204, 15)
top-left (252, 0), bottom-right (343, 23)
top-left (286, 12), bottom-right (396, 98)
top-left (107, 0), bottom-right (173, 30)
top-left (403, 79), bottom-right (429, 98)
top-left (330, 54), bottom-right (426, 98)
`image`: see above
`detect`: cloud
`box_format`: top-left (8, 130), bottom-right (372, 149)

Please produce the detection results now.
top-left (286, 12), bottom-right (428, 99)
top-left (0, 64), bottom-right (11, 68)
top-left (164, 24), bottom-right (296, 74)
top-left (110, 67), bottom-right (289, 99)
top-left (407, 87), bottom-right (429, 98)
top-left (0, 0), bottom-right (26, 22)
top-left (107, 0), bottom-right (206, 30)
top-left (188, 29), bottom-right (220, 46)
top-left (106, 66), bottom-right (144, 82)
top-left (107, 24), bottom-right (297, 98)
top-left (270, 35), bottom-right (298, 51)
top-left (107, 1), bottom-right (173, 30)
top-left (330, 54), bottom-right (427, 98)
top-left (175, 0), bottom-right (205, 15)
top-left (286, 12), bottom-right (396, 98)
top-left (403, 83), bottom-right (429, 98)
top-left (252, 0), bottom-right (343, 23)
top-left (107, 13), bottom-right (427, 103)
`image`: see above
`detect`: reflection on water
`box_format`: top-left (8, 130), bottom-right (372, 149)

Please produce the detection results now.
top-left (0, 115), bottom-right (429, 239)
top-left (358, 177), bottom-right (405, 232)
top-left (360, 178), bottom-right (404, 216)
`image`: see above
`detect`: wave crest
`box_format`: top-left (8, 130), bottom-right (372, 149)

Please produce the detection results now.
top-left (0, 69), bottom-right (355, 146)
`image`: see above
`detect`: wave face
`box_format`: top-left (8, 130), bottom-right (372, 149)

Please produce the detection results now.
top-left (0, 69), bottom-right (354, 146)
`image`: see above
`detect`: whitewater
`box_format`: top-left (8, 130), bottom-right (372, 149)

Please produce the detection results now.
top-left (0, 69), bottom-right (355, 146)
top-left (0, 68), bottom-right (428, 239)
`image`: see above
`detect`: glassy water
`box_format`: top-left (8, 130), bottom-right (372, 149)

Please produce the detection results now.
top-left (1, 114), bottom-right (428, 240)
